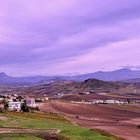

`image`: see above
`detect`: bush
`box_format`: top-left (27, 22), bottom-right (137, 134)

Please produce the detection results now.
top-left (137, 125), bottom-right (140, 129)
top-left (21, 101), bottom-right (30, 112)
top-left (2, 99), bottom-right (8, 110)
top-left (76, 115), bottom-right (79, 119)
top-left (28, 106), bottom-right (40, 111)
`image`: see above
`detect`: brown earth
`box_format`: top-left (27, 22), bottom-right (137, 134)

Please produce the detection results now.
top-left (38, 101), bottom-right (140, 140)
top-left (60, 94), bottom-right (140, 102)
top-left (0, 116), bottom-right (7, 121)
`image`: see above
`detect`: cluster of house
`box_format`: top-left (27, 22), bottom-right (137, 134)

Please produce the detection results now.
top-left (0, 94), bottom-right (36, 111)
top-left (90, 99), bottom-right (128, 104)
top-left (78, 91), bottom-right (95, 95)
top-left (71, 99), bottom-right (129, 105)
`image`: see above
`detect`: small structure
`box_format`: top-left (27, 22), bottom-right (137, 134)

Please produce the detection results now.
top-left (0, 103), bottom-right (4, 110)
top-left (6, 96), bottom-right (13, 102)
top-left (93, 100), bottom-right (104, 104)
top-left (45, 97), bottom-right (49, 101)
top-left (35, 97), bottom-right (45, 102)
top-left (79, 92), bottom-right (90, 95)
top-left (106, 100), bottom-right (117, 104)
top-left (57, 93), bottom-right (64, 97)
top-left (0, 98), bottom-right (4, 101)
top-left (26, 98), bottom-right (36, 107)
top-left (8, 102), bottom-right (21, 111)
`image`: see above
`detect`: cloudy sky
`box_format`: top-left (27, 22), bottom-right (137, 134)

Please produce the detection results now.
top-left (0, 0), bottom-right (140, 76)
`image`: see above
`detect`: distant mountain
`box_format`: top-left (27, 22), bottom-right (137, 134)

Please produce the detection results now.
top-left (120, 78), bottom-right (140, 83)
top-left (1, 68), bottom-right (140, 85)
top-left (69, 69), bottom-right (140, 81)
top-left (0, 72), bottom-right (57, 85)
top-left (37, 68), bottom-right (140, 82)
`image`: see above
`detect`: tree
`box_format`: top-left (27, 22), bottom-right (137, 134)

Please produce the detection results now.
top-left (21, 101), bottom-right (29, 112)
top-left (127, 99), bottom-right (131, 104)
top-left (2, 99), bottom-right (8, 110)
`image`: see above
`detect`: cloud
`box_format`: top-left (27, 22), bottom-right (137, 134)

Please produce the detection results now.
top-left (0, 0), bottom-right (140, 76)
top-left (52, 38), bottom-right (140, 74)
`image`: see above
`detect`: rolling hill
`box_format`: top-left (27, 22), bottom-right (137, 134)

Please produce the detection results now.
top-left (12, 78), bottom-right (122, 96)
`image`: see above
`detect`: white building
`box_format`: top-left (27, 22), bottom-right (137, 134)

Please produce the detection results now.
top-left (0, 104), bottom-right (4, 109)
top-left (0, 98), bottom-right (4, 101)
top-left (26, 98), bottom-right (36, 107)
top-left (6, 96), bottom-right (13, 102)
top-left (45, 97), bottom-right (49, 101)
top-left (8, 102), bottom-right (21, 111)
top-left (93, 100), bottom-right (104, 104)
top-left (106, 100), bottom-right (117, 104)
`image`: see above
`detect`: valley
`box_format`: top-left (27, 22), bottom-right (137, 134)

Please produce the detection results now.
top-left (0, 70), bottom-right (140, 140)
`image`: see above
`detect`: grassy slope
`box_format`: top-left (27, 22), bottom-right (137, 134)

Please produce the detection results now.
top-left (0, 134), bottom-right (43, 140)
top-left (0, 111), bottom-right (122, 140)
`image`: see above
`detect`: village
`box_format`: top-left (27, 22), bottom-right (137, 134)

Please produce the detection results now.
top-left (0, 94), bottom-right (39, 112)
top-left (71, 99), bottom-right (129, 105)
top-left (0, 91), bottom-right (139, 112)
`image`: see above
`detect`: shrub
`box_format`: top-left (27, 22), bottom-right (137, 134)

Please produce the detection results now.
top-left (76, 115), bottom-right (79, 119)
top-left (21, 101), bottom-right (30, 112)
top-left (137, 125), bottom-right (140, 129)
top-left (2, 99), bottom-right (8, 110)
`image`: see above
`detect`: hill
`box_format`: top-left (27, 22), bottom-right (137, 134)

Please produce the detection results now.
top-left (81, 79), bottom-right (119, 89)
top-left (15, 78), bottom-right (122, 96)
top-left (1, 77), bottom-right (140, 95)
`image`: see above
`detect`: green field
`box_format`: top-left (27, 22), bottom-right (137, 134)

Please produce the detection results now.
top-left (0, 111), bottom-right (123, 140)
top-left (0, 134), bottom-right (43, 140)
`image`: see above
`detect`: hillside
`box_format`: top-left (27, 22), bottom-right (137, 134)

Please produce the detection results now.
top-left (13, 79), bottom-right (122, 96)
top-left (1, 77), bottom-right (140, 96)
top-left (81, 79), bottom-right (120, 89)
top-left (39, 101), bottom-right (140, 140)
top-left (1, 76), bottom-right (140, 96)
top-left (0, 111), bottom-right (122, 140)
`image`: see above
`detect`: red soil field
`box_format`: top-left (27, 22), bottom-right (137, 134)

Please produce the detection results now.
top-left (38, 101), bottom-right (140, 140)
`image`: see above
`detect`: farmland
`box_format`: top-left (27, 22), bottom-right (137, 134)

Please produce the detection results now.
top-left (0, 111), bottom-right (122, 140)
top-left (39, 101), bottom-right (140, 140)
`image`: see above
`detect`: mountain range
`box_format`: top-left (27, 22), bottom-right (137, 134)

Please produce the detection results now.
top-left (0, 68), bottom-right (140, 85)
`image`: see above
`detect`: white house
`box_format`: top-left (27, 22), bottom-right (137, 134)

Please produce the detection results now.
top-left (8, 102), bottom-right (21, 111)
top-left (106, 100), bottom-right (116, 104)
top-left (6, 96), bottom-right (13, 102)
top-left (0, 98), bottom-right (4, 101)
top-left (26, 98), bottom-right (36, 107)
top-left (0, 103), bottom-right (4, 109)
top-left (93, 100), bottom-right (104, 104)
top-left (45, 97), bottom-right (49, 101)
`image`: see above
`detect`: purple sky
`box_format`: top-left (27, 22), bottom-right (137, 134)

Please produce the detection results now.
top-left (0, 0), bottom-right (140, 76)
